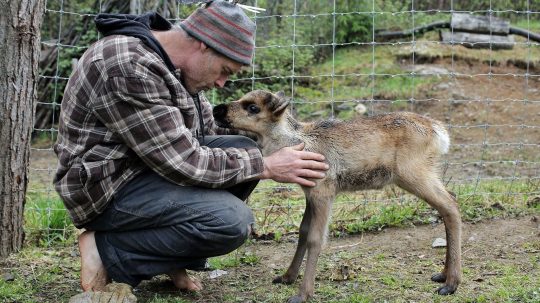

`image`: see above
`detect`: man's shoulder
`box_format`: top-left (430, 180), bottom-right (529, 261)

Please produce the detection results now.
top-left (86, 36), bottom-right (168, 78)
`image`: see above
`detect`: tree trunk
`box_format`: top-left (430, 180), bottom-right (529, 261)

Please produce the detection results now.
top-left (0, 0), bottom-right (46, 257)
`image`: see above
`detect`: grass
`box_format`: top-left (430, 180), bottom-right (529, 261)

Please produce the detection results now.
top-left (0, 246), bottom-right (80, 303)
top-left (12, 172), bottom-right (537, 302)
top-left (194, 253), bottom-right (539, 303)
top-left (289, 26), bottom-right (540, 122)
top-left (292, 45), bottom-right (440, 120)
top-left (20, 169), bottom-right (538, 248)
top-left (513, 19), bottom-right (540, 33)
top-left (24, 190), bottom-right (75, 247)
top-left (208, 251), bottom-right (260, 270)
top-left (248, 177), bottom-right (539, 239)
top-left (394, 31), bottom-right (540, 66)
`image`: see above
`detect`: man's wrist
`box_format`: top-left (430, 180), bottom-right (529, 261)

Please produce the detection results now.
top-left (260, 157), bottom-right (271, 180)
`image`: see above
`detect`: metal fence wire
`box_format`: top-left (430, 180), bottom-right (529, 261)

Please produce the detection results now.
top-left (29, 0), bottom-right (540, 245)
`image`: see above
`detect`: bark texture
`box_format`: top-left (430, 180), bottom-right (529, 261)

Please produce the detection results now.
top-left (0, 0), bottom-right (46, 257)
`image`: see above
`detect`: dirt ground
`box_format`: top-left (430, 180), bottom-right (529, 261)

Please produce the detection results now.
top-left (2, 215), bottom-right (537, 303)
top-left (401, 58), bottom-right (540, 180)
top-left (137, 216), bottom-right (540, 303)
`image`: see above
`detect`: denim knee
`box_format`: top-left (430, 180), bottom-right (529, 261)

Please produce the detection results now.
top-left (232, 136), bottom-right (258, 149)
top-left (210, 201), bottom-right (254, 254)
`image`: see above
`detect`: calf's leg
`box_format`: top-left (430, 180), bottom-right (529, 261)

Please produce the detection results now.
top-left (273, 202), bottom-right (312, 284)
top-left (288, 188), bottom-right (335, 303)
top-left (397, 173), bottom-right (462, 295)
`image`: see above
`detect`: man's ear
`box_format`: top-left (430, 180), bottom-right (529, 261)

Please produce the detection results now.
top-left (199, 41), bottom-right (209, 52)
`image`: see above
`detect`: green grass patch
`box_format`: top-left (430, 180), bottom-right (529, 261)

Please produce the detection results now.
top-left (513, 19), bottom-right (540, 33)
top-left (291, 45), bottom-right (439, 120)
top-left (9, 177), bottom-right (540, 302)
top-left (396, 35), bottom-right (540, 67)
top-left (0, 247), bottom-right (79, 303)
top-left (249, 178), bottom-right (539, 239)
top-left (24, 190), bottom-right (74, 247)
top-left (30, 130), bottom-right (57, 149)
top-left (146, 295), bottom-right (192, 303)
top-left (209, 251), bottom-right (260, 270)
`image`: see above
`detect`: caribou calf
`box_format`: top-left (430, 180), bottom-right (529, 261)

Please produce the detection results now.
top-left (213, 90), bottom-right (462, 303)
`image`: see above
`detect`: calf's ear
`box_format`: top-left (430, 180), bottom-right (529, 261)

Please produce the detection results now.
top-left (263, 91), bottom-right (290, 120)
top-left (271, 94), bottom-right (289, 120)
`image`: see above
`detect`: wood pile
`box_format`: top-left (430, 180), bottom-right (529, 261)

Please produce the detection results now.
top-left (440, 13), bottom-right (514, 49)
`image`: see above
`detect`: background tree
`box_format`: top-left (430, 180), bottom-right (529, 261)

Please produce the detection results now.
top-left (0, 0), bottom-right (46, 257)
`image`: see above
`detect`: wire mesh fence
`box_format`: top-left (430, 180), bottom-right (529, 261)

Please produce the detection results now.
top-left (29, 0), bottom-right (540, 246)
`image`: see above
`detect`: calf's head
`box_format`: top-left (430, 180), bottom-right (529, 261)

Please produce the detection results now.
top-left (213, 90), bottom-right (289, 135)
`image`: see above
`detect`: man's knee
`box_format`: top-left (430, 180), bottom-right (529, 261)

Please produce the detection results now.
top-left (223, 201), bottom-right (254, 238)
top-left (230, 135), bottom-right (258, 149)
top-left (200, 135), bottom-right (258, 149)
top-left (211, 200), bottom-right (254, 253)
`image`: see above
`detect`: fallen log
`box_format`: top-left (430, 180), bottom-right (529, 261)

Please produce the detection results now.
top-left (440, 31), bottom-right (515, 49)
top-left (450, 13), bottom-right (510, 35)
top-left (375, 21), bottom-right (450, 40)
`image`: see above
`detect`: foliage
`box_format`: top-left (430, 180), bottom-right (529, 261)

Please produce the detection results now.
top-left (335, 12), bottom-right (372, 44)
top-left (247, 177), bottom-right (539, 239)
top-left (24, 192), bottom-right (74, 247)
top-left (38, 0), bottom-right (540, 110)
top-left (0, 247), bottom-right (79, 303)
top-left (213, 0), bottom-right (374, 102)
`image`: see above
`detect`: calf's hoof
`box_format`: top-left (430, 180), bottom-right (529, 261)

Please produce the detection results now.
top-left (287, 295), bottom-right (306, 303)
top-left (437, 284), bottom-right (457, 295)
top-left (431, 273), bottom-right (446, 283)
top-left (272, 275), bottom-right (295, 285)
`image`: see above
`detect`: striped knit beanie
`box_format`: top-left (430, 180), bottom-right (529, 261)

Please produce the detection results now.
top-left (180, 1), bottom-right (256, 65)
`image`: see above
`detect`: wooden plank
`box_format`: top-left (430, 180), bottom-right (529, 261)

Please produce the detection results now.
top-left (451, 13), bottom-right (510, 35)
top-left (441, 31), bottom-right (515, 49)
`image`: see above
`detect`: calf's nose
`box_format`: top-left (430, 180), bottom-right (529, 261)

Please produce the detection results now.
top-left (213, 104), bottom-right (228, 121)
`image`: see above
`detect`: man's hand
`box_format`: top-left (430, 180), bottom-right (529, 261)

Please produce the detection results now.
top-left (261, 142), bottom-right (329, 187)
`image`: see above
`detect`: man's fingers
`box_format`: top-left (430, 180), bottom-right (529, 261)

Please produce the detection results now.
top-left (297, 168), bottom-right (326, 179)
top-left (284, 143), bottom-right (326, 162)
top-left (293, 177), bottom-right (317, 187)
top-left (262, 143), bottom-right (329, 186)
top-left (298, 150), bottom-right (326, 162)
top-left (290, 142), bottom-right (305, 151)
top-left (299, 160), bottom-right (329, 171)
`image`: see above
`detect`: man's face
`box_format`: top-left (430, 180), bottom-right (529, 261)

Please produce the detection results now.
top-left (183, 48), bottom-right (244, 95)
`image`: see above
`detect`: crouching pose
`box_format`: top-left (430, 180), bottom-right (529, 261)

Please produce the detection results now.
top-left (54, 2), bottom-right (329, 293)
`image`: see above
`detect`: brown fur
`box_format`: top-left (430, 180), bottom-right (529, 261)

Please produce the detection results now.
top-left (213, 90), bottom-right (462, 303)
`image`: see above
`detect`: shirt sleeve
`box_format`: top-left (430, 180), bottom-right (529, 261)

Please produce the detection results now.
top-left (90, 74), bottom-right (264, 188)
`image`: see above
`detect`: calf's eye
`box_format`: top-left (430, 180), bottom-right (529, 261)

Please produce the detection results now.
top-left (247, 104), bottom-right (260, 114)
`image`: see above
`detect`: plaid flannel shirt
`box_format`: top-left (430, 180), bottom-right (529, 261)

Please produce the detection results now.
top-left (54, 35), bottom-right (264, 227)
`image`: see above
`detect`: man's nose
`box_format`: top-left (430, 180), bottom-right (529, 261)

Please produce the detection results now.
top-left (215, 76), bottom-right (227, 88)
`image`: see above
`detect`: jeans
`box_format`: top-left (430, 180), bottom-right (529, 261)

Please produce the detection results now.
top-left (83, 135), bottom-right (259, 286)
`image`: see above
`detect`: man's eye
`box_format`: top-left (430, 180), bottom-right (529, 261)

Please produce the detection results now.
top-left (247, 104), bottom-right (260, 114)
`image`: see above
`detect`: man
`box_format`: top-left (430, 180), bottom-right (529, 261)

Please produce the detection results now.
top-left (53, 0), bottom-right (328, 293)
